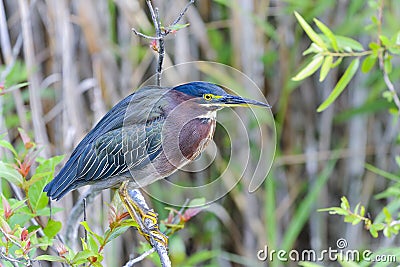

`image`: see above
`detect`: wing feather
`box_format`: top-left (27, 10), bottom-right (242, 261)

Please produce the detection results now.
top-left (44, 87), bottom-right (167, 200)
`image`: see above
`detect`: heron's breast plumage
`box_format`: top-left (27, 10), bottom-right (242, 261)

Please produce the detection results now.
top-left (178, 117), bottom-right (216, 161)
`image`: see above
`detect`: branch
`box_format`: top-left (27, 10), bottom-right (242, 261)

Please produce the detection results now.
top-left (123, 247), bottom-right (156, 267)
top-left (376, 0), bottom-right (400, 115)
top-left (154, 7), bottom-right (164, 87)
top-left (131, 28), bottom-right (161, 40)
top-left (121, 187), bottom-right (171, 267)
top-left (0, 249), bottom-right (24, 267)
top-left (131, 0), bottom-right (196, 86)
top-left (166, 0), bottom-right (196, 34)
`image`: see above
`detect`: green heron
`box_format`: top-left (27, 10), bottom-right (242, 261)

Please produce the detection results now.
top-left (43, 81), bottom-right (269, 245)
top-left (44, 81), bottom-right (270, 200)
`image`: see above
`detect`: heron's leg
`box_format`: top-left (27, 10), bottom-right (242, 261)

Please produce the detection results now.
top-left (83, 198), bottom-right (88, 243)
top-left (118, 181), bottom-right (168, 247)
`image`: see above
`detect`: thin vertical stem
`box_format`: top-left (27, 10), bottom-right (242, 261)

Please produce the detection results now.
top-left (133, 1), bottom-right (196, 86)
top-left (155, 8), bottom-right (164, 86)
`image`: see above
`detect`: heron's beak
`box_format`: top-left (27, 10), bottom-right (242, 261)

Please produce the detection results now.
top-left (218, 95), bottom-right (271, 108)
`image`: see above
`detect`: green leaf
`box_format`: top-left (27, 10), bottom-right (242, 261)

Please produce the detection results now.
top-left (72, 250), bottom-right (98, 265)
top-left (341, 196), bottom-right (350, 209)
top-left (383, 227), bottom-right (390, 237)
top-left (303, 43), bottom-right (323, 56)
top-left (292, 55), bottom-right (324, 81)
top-left (383, 207), bottom-right (392, 222)
top-left (318, 207), bottom-right (348, 216)
top-left (388, 46), bottom-right (400, 55)
top-left (24, 171), bottom-right (52, 187)
top-left (43, 219), bottom-right (62, 238)
top-left (27, 155), bottom-right (64, 211)
top-left (294, 12), bottom-right (327, 49)
top-left (360, 205), bottom-right (365, 217)
top-left (87, 234), bottom-right (99, 252)
top-left (384, 55), bottom-right (392, 74)
top-left (317, 58), bottom-right (359, 112)
top-left (369, 42), bottom-right (380, 51)
top-left (35, 206), bottom-right (63, 216)
top-left (0, 216), bottom-right (11, 232)
top-left (166, 23), bottom-right (190, 31)
top-left (0, 161), bottom-right (23, 186)
top-left (354, 203), bottom-right (360, 215)
top-left (375, 186), bottom-right (400, 199)
top-left (314, 19), bottom-right (338, 51)
top-left (336, 36), bottom-right (364, 52)
top-left (379, 35), bottom-right (392, 47)
top-left (0, 140), bottom-right (18, 158)
top-left (331, 57), bottom-right (343, 68)
top-left (28, 180), bottom-right (49, 211)
top-left (80, 221), bottom-right (104, 244)
top-left (344, 215), bottom-right (355, 223)
top-left (382, 90), bottom-right (394, 102)
top-left (120, 218), bottom-right (138, 228)
top-left (319, 55), bottom-right (333, 81)
top-left (104, 225), bottom-right (130, 244)
top-left (369, 226), bottom-right (378, 238)
top-left (365, 163), bottom-right (400, 182)
top-left (396, 31), bottom-right (400, 45)
top-left (373, 223), bottom-right (385, 231)
top-left (35, 255), bottom-right (67, 263)
top-left (35, 155), bottom-right (64, 173)
top-left (361, 54), bottom-right (377, 73)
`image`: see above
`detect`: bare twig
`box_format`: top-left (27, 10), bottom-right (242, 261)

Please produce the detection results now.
top-left (131, 0), bottom-right (196, 86)
top-left (131, 28), bottom-right (161, 40)
top-left (167, 0), bottom-right (196, 33)
top-left (376, 0), bottom-right (400, 115)
top-left (0, 249), bottom-right (24, 267)
top-left (154, 7), bottom-right (164, 86)
top-left (123, 248), bottom-right (156, 267)
top-left (380, 59), bottom-right (400, 115)
top-left (0, 227), bottom-right (23, 249)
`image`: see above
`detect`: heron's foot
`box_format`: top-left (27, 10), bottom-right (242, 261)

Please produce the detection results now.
top-left (118, 182), bottom-right (168, 248)
top-left (136, 209), bottom-right (168, 247)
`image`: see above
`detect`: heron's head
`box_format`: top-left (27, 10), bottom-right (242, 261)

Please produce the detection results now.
top-left (172, 81), bottom-right (270, 111)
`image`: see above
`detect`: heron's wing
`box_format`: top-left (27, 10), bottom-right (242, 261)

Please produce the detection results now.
top-left (44, 87), bottom-right (167, 200)
top-left (70, 85), bottom-right (165, 156)
top-left (44, 119), bottom-right (163, 200)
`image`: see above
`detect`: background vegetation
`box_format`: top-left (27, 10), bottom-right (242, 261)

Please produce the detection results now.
top-left (1, 0), bottom-right (400, 266)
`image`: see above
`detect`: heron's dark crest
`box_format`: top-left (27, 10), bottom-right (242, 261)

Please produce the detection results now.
top-left (44, 81), bottom-right (269, 200)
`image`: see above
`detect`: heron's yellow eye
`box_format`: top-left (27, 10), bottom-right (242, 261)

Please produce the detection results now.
top-left (203, 94), bottom-right (213, 101)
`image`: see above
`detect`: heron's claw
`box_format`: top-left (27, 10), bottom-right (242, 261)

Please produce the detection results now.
top-left (137, 209), bottom-right (168, 247)
top-left (118, 182), bottom-right (168, 248)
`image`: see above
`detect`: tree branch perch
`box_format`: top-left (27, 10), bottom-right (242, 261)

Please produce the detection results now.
top-left (131, 0), bottom-right (196, 86)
